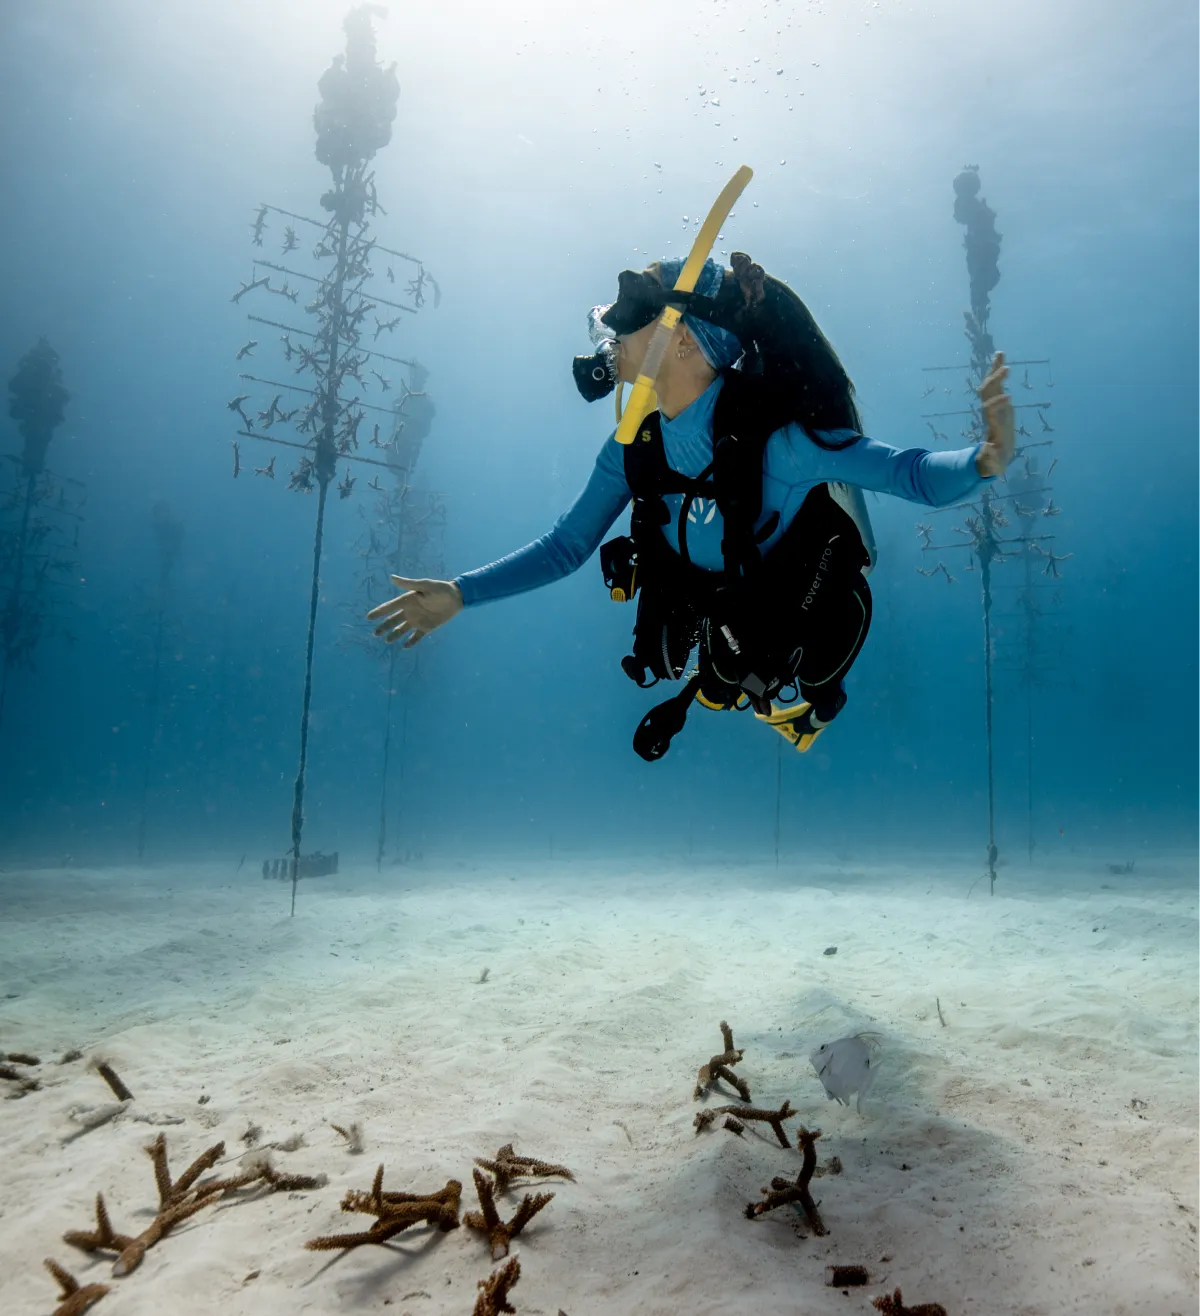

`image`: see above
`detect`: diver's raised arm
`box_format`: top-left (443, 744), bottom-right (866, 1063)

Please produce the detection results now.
top-left (777, 351), bottom-right (1016, 507)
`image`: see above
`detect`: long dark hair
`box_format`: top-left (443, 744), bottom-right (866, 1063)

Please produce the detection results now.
top-left (624, 258), bottom-right (864, 449)
top-left (730, 272), bottom-right (863, 449)
top-left (664, 256), bottom-right (863, 450)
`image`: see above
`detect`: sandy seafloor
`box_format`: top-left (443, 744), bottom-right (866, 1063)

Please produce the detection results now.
top-left (0, 855), bottom-right (1196, 1316)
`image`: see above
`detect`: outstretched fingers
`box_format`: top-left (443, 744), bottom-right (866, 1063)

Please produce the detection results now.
top-left (978, 350), bottom-right (1009, 402)
top-left (367, 575), bottom-right (454, 645)
top-left (379, 619), bottom-right (413, 644)
top-left (367, 600), bottom-right (404, 627)
top-left (366, 577), bottom-right (425, 626)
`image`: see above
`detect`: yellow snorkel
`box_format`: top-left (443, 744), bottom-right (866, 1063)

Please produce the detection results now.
top-left (613, 165), bottom-right (753, 445)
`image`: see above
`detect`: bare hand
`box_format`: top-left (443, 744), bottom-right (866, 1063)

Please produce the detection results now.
top-left (366, 575), bottom-right (463, 648)
top-left (976, 351), bottom-right (1015, 477)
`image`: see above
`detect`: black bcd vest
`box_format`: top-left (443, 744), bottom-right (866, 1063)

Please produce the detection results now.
top-left (599, 373), bottom-right (873, 760)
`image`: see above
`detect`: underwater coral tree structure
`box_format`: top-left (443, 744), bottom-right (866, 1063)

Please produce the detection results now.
top-left (135, 500), bottom-right (185, 859)
top-left (915, 167), bottom-right (1066, 894)
top-left (228, 5), bottom-right (436, 912)
top-left (0, 338), bottom-right (82, 737)
top-left (994, 402), bottom-right (1069, 859)
top-left (345, 367), bottom-right (444, 870)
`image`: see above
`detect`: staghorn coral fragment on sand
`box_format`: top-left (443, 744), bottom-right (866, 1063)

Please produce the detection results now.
top-left (88, 1057), bottom-right (133, 1103)
top-left (744, 1126), bottom-right (828, 1235)
top-left (305, 1165), bottom-right (461, 1251)
top-left (871, 1286), bottom-right (948, 1316)
top-left (65, 1134), bottom-right (324, 1277)
top-left (331, 1121), bottom-right (365, 1153)
top-left (694, 1020), bottom-right (751, 1101)
top-left (474, 1143), bottom-right (574, 1194)
top-left (44, 1257), bottom-right (110, 1316)
top-left (1, 1051), bottom-right (42, 1096)
top-left (473, 1255), bottom-right (521, 1316)
top-left (464, 1168), bottom-right (553, 1260)
top-left (694, 1100), bottom-right (798, 1148)
top-left (64, 1180), bottom-right (224, 1277)
top-left (1, 1069), bottom-right (41, 1096)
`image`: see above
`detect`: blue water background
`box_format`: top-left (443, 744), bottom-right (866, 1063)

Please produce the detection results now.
top-left (0, 0), bottom-right (1195, 869)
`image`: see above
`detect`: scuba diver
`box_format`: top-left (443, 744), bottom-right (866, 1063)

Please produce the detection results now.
top-left (368, 170), bottom-right (1015, 761)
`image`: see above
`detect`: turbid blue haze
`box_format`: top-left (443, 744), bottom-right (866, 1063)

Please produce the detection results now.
top-left (0, 0), bottom-right (1194, 868)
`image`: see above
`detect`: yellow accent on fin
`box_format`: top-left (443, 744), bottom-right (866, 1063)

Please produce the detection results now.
top-left (755, 701), bottom-right (811, 727)
top-left (755, 702), bottom-right (825, 753)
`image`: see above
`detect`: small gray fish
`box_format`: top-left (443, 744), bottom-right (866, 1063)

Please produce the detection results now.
top-left (810, 1034), bottom-right (879, 1113)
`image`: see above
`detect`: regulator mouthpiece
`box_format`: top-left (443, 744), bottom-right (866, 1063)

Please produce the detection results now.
top-left (573, 306), bottom-right (619, 402)
top-left (573, 341), bottom-right (618, 402)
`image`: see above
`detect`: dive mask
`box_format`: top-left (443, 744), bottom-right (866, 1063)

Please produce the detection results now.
top-left (569, 165), bottom-right (754, 440)
top-left (571, 275), bottom-right (672, 404)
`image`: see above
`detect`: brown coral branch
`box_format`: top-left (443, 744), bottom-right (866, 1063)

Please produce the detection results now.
top-left (112, 1185), bottom-right (227, 1276)
top-left (694, 1020), bottom-right (750, 1101)
top-left (331, 1121), bottom-right (365, 1153)
top-left (694, 1100), bottom-right (798, 1148)
top-left (464, 1168), bottom-right (553, 1259)
top-left (44, 1258), bottom-right (109, 1316)
top-left (92, 1062), bottom-right (133, 1103)
top-left (305, 1168), bottom-right (461, 1251)
top-left (305, 1217), bottom-right (419, 1250)
top-left (1, 1051), bottom-right (42, 1095)
top-left (147, 1133), bottom-right (174, 1206)
top-left (62, 1195), bottom-right (137, 1256)
top-left (260, 1166), bottom-right (328, 1193)
top-left (871, 1287), bottom-right (948, 1316)
top-left (473, 1256), bottom-right (521, 1316)
top-left (1, 1063), bottom-right (41, 1095)
top-left (363, 1179), bottom-right (462, 1216)
top-left (64, 1135), bottom-right (302, 1278)
top-left (473, 1143), bottom-right (575, 1194)
top-left (162, 1136), bottom-right (226, 1203)
top-left (744, 1126), bottom-right (828, 1235)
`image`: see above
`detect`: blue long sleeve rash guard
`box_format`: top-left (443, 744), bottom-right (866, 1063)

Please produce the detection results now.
top-left (456, 376), bottom-right (989, 607)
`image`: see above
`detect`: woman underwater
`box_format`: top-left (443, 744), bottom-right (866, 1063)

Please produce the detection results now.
top-left (367, 253), bottom-right (1014, 761)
